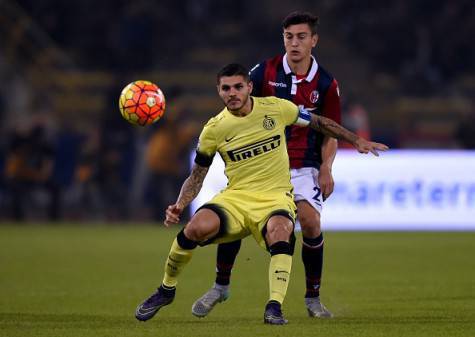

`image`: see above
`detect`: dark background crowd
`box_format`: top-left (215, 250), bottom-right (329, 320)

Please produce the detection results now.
top-left (0, 0), bottom-right (473, 222)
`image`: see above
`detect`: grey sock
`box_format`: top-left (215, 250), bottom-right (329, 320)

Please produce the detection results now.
top-left (213, 283), bottom-right (229, 292)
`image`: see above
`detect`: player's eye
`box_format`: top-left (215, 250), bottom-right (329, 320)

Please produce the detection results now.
top-left (222, 85), bottom-right (230, 91)
top-left (234, 84), bottom-right (243, 90)
top-left (284, 33), bottom-right (292, 40)
top-left (298, 33), bottom-right (307, 40)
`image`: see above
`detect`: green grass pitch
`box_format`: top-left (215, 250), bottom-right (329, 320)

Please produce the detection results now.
top-left (0, 225), bottom-right (474, 337)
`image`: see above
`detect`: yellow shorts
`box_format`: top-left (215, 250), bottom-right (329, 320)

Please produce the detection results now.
top-left (196, 189), bottom-right (296, 250)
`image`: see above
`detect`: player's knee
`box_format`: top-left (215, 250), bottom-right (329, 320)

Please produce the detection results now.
top-left (299, 213), bottom-right (321, 238)
top-left (266, 220), bottom-right (293, 244)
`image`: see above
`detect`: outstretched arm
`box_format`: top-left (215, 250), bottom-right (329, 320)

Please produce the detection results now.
top-left (309, 114), bottom-right (388, 156)
top-left (164, 163), bottom-right (209, 226)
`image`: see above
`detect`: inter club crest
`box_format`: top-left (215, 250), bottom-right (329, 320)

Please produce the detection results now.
top-left (310, 90), bottom-right (319, 104)
top-left (263, 115), bottom-right (276, 130)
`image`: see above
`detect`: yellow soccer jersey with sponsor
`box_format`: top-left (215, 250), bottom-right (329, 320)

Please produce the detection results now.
top-left (196, 96), bottom-right (299, 193)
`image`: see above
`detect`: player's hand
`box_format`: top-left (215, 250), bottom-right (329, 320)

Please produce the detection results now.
top-left (354, 138), bottom-right (389, 156)
top-left (164, 204), bottom-right (183, 227)
top-left (317, 165), bottom-right (334, 201)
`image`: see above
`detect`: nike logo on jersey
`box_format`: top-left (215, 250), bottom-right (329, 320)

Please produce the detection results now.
top-left (275, 270), bottom-right (289, 274)
top-left (225, 135), bottom-right (237, 142)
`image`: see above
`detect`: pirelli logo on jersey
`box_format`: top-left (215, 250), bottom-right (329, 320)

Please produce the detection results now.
top-left (227, 135), bottom-right (281, 162)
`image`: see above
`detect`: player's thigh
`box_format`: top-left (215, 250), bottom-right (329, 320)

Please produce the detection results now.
top-left (197, 193), bottom-right (251, 245)
top-left (291, 167), bottom-right (322, 235)
top-left (184, 208), bottom-right (221, 242)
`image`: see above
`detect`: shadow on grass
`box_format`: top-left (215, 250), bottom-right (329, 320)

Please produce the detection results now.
top-left (0, 312), bottom-right (262, 328)
top-left (1, 312), bottom-right (129, 328)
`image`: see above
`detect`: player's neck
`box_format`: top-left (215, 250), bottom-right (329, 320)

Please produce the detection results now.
top-left (229, 97), bottom-right (253, 117)
top-left (288, 57), bottom-right (312, 76)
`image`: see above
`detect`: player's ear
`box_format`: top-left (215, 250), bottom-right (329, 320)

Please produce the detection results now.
top-left (312, 34), bottom-right (318, 48)
top-left (248, 80), bottom-right (253, 93)
top-left (216, 77), bottom-right (222, 94)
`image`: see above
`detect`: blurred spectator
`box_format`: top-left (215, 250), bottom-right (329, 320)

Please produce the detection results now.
top-left (0, 92), bottom-right (5, 216)
top-left (400, 24), bottom-right (441, 95)
top-left (340, 102), bottom-right (371, 149)
top-left (96, 114), bottom-right (136, 220)
top-left (65, 126), bottom-right (104, 220)
top-left (144, 103), bottom-right (199, 221)
top-left (4, 122), bottom-right (59, 220)
top-left (0, 91), bottom-right (4, 126)
top-left (53, 122), bottom-right (82, 192)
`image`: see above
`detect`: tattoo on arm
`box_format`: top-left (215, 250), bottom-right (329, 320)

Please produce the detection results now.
top-left (176, 164), bottom-right (209, 208)
top-left (310, 115), bottom-right (359, 144)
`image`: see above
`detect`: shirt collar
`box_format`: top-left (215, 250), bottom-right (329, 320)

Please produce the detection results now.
top-left (283, 53), bottom-right (319, 82)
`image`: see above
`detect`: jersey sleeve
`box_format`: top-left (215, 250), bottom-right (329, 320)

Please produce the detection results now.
top-left (277, 98), bottom-right (309, 126)
top-left (195, 122), bottom-right (216, 167)
top-left (249, 61), bottom-right (266, 97)
top-left (322, 79), bottom-right (342, 124)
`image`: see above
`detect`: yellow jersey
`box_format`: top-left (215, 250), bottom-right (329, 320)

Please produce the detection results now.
top-left (195, 96), bottom-right (300, 194)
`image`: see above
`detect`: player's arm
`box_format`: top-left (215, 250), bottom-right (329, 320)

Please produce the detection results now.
top-left (176, 163), bottom-right (209, 209)
top-left (292, 105), bottom-right (387, 155)
top-left (164, 163), bottom-right (209, 226)
top-left (165, 120), bottom-right (216, 226)
top-left (319, 137), bottom-right (337, 200)
top-left (307, 113), bottom-right (388, 156)
top-left (319, 78), bottom-right (341, 200)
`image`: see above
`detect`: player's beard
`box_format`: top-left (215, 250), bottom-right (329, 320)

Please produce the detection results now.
top-left (226, 96), bottom-right (248, 112)
top-left (226, 99), bottom-right (243, 111)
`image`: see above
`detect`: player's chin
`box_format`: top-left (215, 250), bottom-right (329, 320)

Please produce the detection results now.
top-left (227, 101), bottom-right (242, 110)
top-left (288, 53), bottom-right (303, 62)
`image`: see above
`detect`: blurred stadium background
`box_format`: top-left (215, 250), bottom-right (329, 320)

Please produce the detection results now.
top-left (1, 1), bottom-right (475, 336)
top-left (0, 0), bottom-right (474, 223)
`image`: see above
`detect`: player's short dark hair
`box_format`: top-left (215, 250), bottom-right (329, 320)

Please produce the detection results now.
top-left (217, 63), bottom-right (250, 84)
top-left (282, 11), bottom-right (319, 35)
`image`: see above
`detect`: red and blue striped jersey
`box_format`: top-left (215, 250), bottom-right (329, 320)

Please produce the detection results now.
top-left (250, 54), bottom-right (341, 169)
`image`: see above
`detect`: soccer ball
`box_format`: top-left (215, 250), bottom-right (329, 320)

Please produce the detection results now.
top-left (119, 80), bottom-right (166, 126)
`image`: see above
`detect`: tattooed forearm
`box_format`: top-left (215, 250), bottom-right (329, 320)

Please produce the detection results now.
top-left (310, 115), bottom-right (359, 145)
top-left (176, 164), bottom-right (209, 208)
